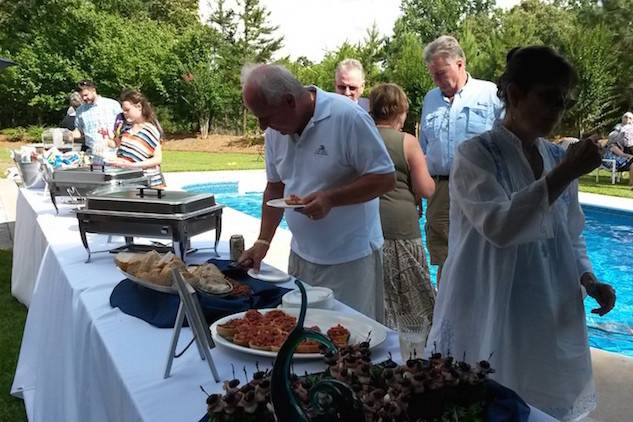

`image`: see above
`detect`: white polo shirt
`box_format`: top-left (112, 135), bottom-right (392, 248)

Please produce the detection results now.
top-left (265, 87), bottom-right (395, 265)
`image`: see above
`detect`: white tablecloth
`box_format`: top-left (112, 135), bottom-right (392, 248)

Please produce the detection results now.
top-left (10, 188), bottom-right (557, 422)
top-left (10, 189), bottom-right (56, 306)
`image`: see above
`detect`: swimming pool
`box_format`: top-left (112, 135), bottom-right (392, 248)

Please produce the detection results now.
top-left (186, 181), bottom-right (633, 357)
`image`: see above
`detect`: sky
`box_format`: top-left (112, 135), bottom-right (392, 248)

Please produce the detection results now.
top-left (199, 0), bottom-right (523, 62)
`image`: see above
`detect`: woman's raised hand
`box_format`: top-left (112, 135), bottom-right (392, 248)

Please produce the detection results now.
top-left (562, 135), bottom-right (602, 179)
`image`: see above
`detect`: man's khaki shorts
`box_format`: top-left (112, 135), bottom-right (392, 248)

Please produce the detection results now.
top-left (424, 179), bottom-right (449, 265)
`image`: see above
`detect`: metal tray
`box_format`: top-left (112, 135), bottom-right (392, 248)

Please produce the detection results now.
top-left (116, 267), bottom-right (233, 296)
top-left (85, 187), bottom-right (216, 214)
top-left (117, 267), bottom-right (177, 294)
top-left (52, 165), bottom-right (145, 183)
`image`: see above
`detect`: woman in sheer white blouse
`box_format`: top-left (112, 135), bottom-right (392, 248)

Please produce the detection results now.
top-left (426, 46), bottom-right (616, 421)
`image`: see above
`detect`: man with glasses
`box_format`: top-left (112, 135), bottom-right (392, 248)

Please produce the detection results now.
top-left (73, 80), bottom-right (122, 152)
top-left (419, 36), bottom-right (504, 286)
top-left (334, 58), bottom-right (369, 111)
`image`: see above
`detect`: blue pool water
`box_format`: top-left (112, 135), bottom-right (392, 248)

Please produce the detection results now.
top-left (186, 182), bottom-right (633, 357)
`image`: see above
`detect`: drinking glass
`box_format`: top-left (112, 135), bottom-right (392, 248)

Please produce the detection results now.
top-left (398, 315), bottom-right (431, 362)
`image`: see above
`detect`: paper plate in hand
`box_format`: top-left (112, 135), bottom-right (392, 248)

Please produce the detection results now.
top-left (247, 266), bottom-right (291, 283)
top-left (266, 198), bottom-right (304, 209)
top-left (116, 267), bottom-right (177, 294)
top-left (210, 308), bottom-right (387, 359)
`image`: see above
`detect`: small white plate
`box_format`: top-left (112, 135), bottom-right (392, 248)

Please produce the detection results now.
top-left (247, 266), bottom-right (291, 283)
top-left (266, 198), bottom-right (304, 209)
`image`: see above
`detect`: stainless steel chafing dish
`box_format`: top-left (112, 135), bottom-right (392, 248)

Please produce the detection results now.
top-left (44, 164), bottom-right (149, 213)
top-left (76, 187), bottom-right (224, 262)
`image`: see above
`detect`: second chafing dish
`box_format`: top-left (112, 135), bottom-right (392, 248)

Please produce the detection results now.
top-left (45, 164), bottom-right (149, 213)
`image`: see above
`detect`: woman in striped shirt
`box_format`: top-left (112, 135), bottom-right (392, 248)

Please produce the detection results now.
top-left (107, 89), bottom-right (164, 187)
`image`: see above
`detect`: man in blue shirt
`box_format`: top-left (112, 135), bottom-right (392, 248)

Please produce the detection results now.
top-left (419, 36), bottom-right (503, 285)
top-left (73, 80), bottom-right (122, 152)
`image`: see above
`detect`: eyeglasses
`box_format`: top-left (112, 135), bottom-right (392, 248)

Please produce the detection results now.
top-left (336, 84), bottom-right (361, 92)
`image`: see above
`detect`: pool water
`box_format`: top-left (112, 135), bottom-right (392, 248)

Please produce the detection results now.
top-left (186, 182), bottom-right (633, 357)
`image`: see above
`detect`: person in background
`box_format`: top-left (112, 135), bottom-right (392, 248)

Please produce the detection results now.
top-left (426, 46), bottom-right (616, 420)
top-left (419, 35), bottom-right (504, 286)
top-left (238, 64), bottom-right (395, 321)
top-left (60, 92), bottom-right (83, 131)
top-left (73, 80), bottom-right (122, 152)
top-left (608, 111), bottom-right (633, 154)
top-left (106, 89), bottom-right (164, 187)
top-left (334, 58), bottom-right (369, 111)
top-left (602, 133), bottom-right (633, 189)
top-left (368, 83), bottom-right (436, 330)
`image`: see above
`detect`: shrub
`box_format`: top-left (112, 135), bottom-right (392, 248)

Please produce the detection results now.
top-left (1, 126), bottom-right (44, 142)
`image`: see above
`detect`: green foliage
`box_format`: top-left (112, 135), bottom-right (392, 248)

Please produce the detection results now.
top-left (0, 250), bottom-right (28, 421)
top-left (383, 32), bottom-right (432, 132)
top-left (396, 0), bottom-right (496, 43)
top-left (0, 0), bottom-right (631, 138)
top-left (0, 126), bottom-right (44, 142)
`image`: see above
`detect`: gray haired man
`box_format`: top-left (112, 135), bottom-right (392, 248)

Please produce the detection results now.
top-left (238, 64), bottom-right (395, 320)
top-left (419, 35), bottom-right (503, 285)
top-left (334, 58), bottom-right (369, 110)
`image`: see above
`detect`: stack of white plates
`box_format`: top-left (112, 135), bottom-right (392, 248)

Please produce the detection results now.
top-left (281, 287), bottom-right (334, 310)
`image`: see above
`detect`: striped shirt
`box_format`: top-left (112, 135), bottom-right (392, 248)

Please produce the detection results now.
top-left (117, 122), bottom-right (164, 186)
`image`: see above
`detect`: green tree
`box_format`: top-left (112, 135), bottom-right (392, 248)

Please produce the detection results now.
top-left (206, 0), bottom-right (284, 134)
top-left (563, 24), bottom-right (620, 136)
top-left (383, 32), bottom-right (431, 133)
top-left (396, 0), bottom-right (496, 43)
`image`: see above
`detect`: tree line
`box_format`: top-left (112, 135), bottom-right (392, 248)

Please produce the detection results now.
top-left (1, 0), bottom-right (631, 138)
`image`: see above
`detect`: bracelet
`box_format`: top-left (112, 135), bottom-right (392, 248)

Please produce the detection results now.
top-left (254, 239), bottom-right (271, 247)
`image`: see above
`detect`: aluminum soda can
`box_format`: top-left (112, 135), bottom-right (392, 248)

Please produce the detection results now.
top-left (229, 234), bottom-right (245, 262)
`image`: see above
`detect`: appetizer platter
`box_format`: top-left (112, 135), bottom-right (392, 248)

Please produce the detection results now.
top-left (210, 308), bottom-right (387, 359)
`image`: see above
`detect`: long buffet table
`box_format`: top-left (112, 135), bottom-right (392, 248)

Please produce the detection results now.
top-left (10, 187), bottom-right (557, 422)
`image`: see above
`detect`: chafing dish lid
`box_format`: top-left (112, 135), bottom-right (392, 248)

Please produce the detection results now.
top-left (84, 187), bottom-right (217, 214)
top-left (52, 165), bottom-right (145, 183)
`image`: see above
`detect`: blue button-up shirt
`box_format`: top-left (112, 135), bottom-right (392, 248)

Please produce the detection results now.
top-left (419, 75), bottom-right (504, 176)
top-left (75, 96), bottom-right (122, 149)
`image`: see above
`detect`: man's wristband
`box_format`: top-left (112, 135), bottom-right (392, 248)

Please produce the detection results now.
top-left (254, 239), bottom-right (271, 247)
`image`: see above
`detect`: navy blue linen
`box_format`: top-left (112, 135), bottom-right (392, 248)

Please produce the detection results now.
top-left (110, 259), bottom-right (291, 328)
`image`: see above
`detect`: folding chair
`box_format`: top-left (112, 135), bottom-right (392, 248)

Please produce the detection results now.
top-left (595, 158), bottom-right (621, 184)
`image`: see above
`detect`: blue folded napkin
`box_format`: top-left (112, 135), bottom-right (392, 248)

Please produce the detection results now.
top-left (485, 379), bottom-right (530, 421)
top-left (110, 259), bottom-right (292, 328)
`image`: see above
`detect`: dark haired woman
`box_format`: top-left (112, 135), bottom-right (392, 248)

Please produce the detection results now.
top-left (426, 46), bottom-right (615, 420)
top-left (107, 89), bottom-right (164, 186)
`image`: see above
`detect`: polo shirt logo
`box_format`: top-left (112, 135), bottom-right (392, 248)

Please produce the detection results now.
top-left (315, 144), bottom-right (328, 156)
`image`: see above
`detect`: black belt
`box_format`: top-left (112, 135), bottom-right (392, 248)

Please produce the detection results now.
top-left (432, 175), bottom-right (449, 181)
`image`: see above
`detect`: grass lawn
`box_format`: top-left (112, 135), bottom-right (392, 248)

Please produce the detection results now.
top-left (161, 150), bottom-right (264, 172)
top-left (0, 249), bottom-right (28, 421)
top-left (579, 171), bottom-right (633, 199)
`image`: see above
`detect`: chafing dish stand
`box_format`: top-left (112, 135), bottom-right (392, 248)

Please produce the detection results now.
top-left (76, 187), bottom-right (224, 263)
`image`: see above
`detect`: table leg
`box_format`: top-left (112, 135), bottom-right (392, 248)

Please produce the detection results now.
top-left (164, 301), bottom-right (186, 379)
top-left (79, 228), bottom-right (91, 263)
top-left (214, 216), bottom-right (222, 257)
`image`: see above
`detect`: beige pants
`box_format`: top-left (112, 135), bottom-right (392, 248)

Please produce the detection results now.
top-left (424, 179), bottom-right (450, 266)
top-left (288, 249), bottom-right (384, 323)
